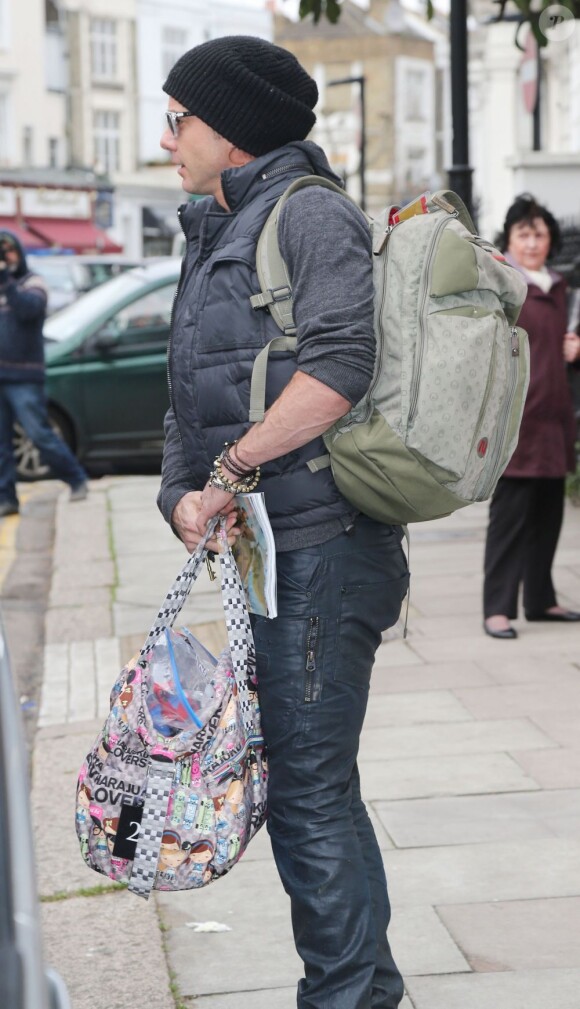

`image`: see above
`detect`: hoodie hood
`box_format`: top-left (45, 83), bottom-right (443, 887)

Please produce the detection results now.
top-left (0, 230), bottom-right (28, 280)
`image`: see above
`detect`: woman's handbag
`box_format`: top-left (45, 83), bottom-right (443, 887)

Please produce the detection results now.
top-left (75, 521), bottom-right (267, 900)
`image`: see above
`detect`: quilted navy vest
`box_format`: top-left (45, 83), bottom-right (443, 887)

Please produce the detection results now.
top-left (168, 141), bottom-right (353, 533)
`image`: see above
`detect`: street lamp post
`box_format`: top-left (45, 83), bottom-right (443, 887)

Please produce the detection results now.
top-left (326, 75), bottom-right (367, 212)
top-left (448, 0), bottom-right (474, 218)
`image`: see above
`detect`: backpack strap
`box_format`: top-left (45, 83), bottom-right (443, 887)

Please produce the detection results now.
top-left (250, 175), bottom-right (360, 334)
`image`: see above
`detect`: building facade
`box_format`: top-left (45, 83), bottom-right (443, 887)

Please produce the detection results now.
top-left (274, 0), bottom-right (447, 212)
top-left (470, 13), bottom-right (580, 243)
top-left (0, 0), bottom-right (272, 257)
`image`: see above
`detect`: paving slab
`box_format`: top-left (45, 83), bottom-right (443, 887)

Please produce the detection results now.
top-left (370, 661), bottom-right (494, 694)
top-left (48, 585), bottom-right (112, 607)
top-left (409, 631), bottom-right (580, 663)
top-left (389, 906), bottom-right (469, 976)
top-left (156, 861), bottom-right (302, 996)
top-left (407, 615), bottom-right (486, 639)
top-left (409, 592), bottom-right (486, 617)
top-left (39, 638), bottom-right (121, 726)
top-left (32, 726), bottom-right (104, 897)
top-left (374, 789), bottom-right (580, 848)
top-left (158, 859), bottom-right (466, 998)
top-left (512, 748), bottom-right (580, 788)
top-left (474, 653), bottom-right (580, 685)
top-left (51, 559), bottom-right (116, 592)
top-left (363, 690), bottom-right (473, 729)
top-left (192, 993), bottom-right (415, 1009)
top-left (406, 967), bottom-right (580, 1009)
top-left (46, 603), bottom-right (113, 644)
top-left (113, 592), bottom-right (225, 638)
top-left (358, 718), bottom-right (555, 762)
top-left (455, 680), bottom-right (580, 720)
top-left (41, 890), bottom-right (174, 1009)
top-left (359, 752), bottom-right (538, 801)
top-left (528, 709), bottom-right (580, 747)
top-left (382, 838), bottom-right (580, 907)
top-left (437, 896), bottom-right (580, 971)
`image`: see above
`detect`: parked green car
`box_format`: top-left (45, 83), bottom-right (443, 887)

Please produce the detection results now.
top-left (14, 259), bottom-right (181, 479)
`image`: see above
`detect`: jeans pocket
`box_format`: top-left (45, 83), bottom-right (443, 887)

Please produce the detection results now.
top-left (334, 574), bottom-right (409, 689)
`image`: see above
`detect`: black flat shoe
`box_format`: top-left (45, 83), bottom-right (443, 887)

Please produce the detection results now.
top-left (526, 610), bottom-right (580, 622)
top-left (483, 621), bottom-right (518, 639)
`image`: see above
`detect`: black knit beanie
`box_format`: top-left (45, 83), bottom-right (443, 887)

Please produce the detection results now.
top-left (163, 36), bottom-right (318, 157)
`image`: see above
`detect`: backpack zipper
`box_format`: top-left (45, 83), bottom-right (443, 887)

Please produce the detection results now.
top-left (407, 214), bottom-right (450, 425)
top-left (476, 327), bottom-right (521, 500)
top-left (363, 228), bottom-right (393, 423)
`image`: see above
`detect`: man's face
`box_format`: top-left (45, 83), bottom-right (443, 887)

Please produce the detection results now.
top-left (160, 99), bottom-right (234, 199)
top-left (507, 217), bottom-right (551, 273)
top-left (0, 239), bottom-right (19, 271)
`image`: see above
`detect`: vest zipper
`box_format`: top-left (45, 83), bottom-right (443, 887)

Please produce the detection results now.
top-left (167, 207), bottom-right (188, 450)
top-left (261, 163), bottom-right (311, 180)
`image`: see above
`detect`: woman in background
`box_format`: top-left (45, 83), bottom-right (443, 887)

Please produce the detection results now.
top-left (483, 194), bottom-right (580, 639)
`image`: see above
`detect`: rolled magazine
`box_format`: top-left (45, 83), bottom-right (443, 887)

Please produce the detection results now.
top-left (232, 493), bottom-right (277, 618)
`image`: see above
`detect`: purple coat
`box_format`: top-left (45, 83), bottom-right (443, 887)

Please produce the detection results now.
top-left (504, 263), bottom-right (577, 479)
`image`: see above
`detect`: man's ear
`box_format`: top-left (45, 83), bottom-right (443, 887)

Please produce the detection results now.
top-left (228, 146), bottom-right (254, 168)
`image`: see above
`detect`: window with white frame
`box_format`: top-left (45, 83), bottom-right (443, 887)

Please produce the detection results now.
top-left (0, 93), bottom-right (10, 165)
top-left (90, 18), bottom-right (117, 80)
top-left (161, 26), bottom-right (188, 79)
top-left (93, 110), bottom-right (120, 174)
top-left (0, 0), bottom-right (9, 49)
top-left (405, 68), bottom-right (428, 122)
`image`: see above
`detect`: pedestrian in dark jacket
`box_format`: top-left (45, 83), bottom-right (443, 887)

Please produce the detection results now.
top-left (157, 36), bottom-right (409, 1009)
top-left (0, 231), bottom-right (88, 515)
top-left (483, 195), bottom-right (580, 639)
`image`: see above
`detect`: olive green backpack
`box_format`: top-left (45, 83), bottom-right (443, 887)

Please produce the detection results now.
top-left (249, 178), bottom-right (530, 524)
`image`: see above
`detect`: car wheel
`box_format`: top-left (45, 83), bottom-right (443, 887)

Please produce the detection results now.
top-left (13, 409), bottom-right (75, 482)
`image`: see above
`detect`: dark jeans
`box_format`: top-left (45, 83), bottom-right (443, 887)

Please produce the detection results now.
top-left (252, 515), bottom-right (410, 1009)
top-left (483, 476), bottom-right (564, 619)
top-left (0, 382), bottom-right (87, 505)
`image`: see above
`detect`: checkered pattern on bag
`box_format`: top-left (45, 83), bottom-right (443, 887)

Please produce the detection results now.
top-left (219, 548), bottom-right (257, 737)
top-left (138, 519), bottom-right (219, 661)
top-left (128, 761), bottom-right (175, 899)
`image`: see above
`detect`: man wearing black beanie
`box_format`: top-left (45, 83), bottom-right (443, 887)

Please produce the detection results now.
top-left (157, 35), bottom-right (408, 1009)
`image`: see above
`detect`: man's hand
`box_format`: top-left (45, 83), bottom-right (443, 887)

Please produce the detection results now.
top-left (563, 331), bottom-right (580, 364)
top-left (171, 490), bottom-right (240, 553)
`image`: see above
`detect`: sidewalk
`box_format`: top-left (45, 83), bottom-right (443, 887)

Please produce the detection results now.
top-left (34, 476), bottom-right (580, 1009)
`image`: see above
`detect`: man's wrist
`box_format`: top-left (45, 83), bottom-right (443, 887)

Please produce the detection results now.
top-left (231, 439), bottom-right (258, 472)
top-left (209, 444), bottom-right (260, 493)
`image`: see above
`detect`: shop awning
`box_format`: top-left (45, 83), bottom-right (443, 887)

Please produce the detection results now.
top-left (25, 217), bottom-right (123, 253)
top-left (0, 217), bottom-right (47, 250)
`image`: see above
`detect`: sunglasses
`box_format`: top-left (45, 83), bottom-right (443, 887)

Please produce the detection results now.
top-left (165, 110), bottom-right (196, 137)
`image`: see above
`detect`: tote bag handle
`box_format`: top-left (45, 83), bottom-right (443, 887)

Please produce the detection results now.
top-left (138, 518), bottom-right (256, 736)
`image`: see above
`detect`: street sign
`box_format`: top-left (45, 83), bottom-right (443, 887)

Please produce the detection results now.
top-left (520, 28), bottom-right (538, 115)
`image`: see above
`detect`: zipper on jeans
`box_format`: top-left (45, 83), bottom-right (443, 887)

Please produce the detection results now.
top-left (305, 617), bottom-right (320, 702)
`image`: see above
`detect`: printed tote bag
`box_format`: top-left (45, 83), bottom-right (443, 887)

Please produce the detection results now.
top-left (75, 521), bottom-right (267, 899)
